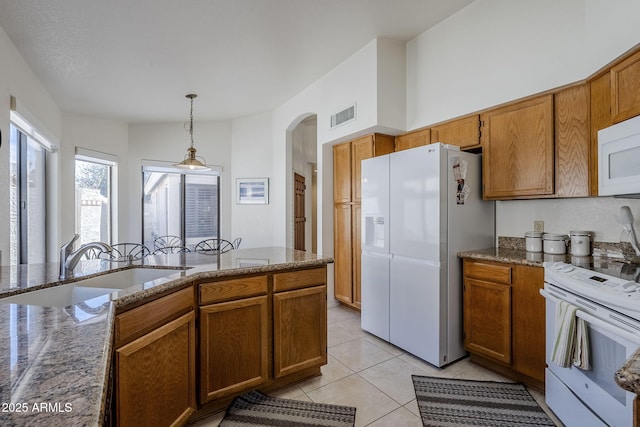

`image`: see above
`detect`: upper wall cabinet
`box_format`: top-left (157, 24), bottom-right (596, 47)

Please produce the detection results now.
top-left (610, 49), bottom-right (640, 124)
top-left (554, 84), bottom-right (590, 198)
top-left (481, 95), bottom-right (555, 199)
top-left (395, 128), bottom-right (430, 152)
top-left (431, 115), bottom-right (481, 150)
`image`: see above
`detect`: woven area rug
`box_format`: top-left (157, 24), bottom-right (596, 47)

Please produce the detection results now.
top-left (220, 390), bottom-right (356, 426)
top-left (412, 375), bottom-right (555, 427)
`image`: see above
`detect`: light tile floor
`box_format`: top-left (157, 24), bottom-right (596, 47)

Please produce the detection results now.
top-left (192, 305), bottom-right (563, 426)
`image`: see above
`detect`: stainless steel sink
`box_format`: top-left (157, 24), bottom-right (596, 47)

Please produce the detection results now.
top-left (0, 268), bottom-right (185, 307)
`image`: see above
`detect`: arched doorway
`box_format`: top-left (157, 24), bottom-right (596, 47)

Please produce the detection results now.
top-left (287, 114), bottom-right (317, 252)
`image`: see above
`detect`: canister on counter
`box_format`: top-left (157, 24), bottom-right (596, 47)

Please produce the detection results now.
top-left (543, 233), bottom-right (569, 254)
top-left (525, 231), bottom-right (543, 252)
top-left (569, 230), bottom-right (591, 256)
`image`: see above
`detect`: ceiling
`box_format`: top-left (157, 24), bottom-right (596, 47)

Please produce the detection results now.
top-left (0, 0), bottom-right (475, 123)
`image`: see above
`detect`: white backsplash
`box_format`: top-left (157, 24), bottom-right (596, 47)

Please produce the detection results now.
top-left (496, 197), bottom-right (640, 243)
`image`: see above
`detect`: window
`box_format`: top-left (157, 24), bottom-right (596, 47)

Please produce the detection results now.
top-left (74, 148), bottom-right (117, 245)
top-left (142, 163), bottom-right (220, 250)
top-left (9, 113), bottom-right (54, 265)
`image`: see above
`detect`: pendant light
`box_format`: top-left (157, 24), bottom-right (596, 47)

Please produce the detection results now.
top-left (175, 93), bottom-right (210, 171)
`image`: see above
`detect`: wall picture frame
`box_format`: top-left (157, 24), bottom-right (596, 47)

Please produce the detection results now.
top-left (236, 178), bottom-right (269, 204)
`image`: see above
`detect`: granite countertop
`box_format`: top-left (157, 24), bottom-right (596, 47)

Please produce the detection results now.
top-left (0, 247), bottom-right (333, 426)
top-left (457, 238), bottom-right (640, 398)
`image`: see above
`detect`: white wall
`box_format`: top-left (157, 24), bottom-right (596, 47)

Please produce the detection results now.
top-left (128, 121), bottom-right (233, 243)
top-left (230, 112), bottom-right (274, 248)
top-left (497, 198), bottom-right (640, 243)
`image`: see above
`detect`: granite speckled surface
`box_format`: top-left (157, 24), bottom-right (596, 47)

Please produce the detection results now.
top-left (458, 238), bottom-right (640, 398)
top-left (0, 247), bottom-right (332, 426)
top-left (616, 349), bottom-right (640, 394)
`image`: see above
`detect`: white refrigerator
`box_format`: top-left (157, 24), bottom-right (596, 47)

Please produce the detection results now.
top-left (361, 143), bottom-right (494, 367)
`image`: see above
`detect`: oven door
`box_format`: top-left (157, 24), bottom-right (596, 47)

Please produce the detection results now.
top-left (542, 286), bottom-right (640, 427)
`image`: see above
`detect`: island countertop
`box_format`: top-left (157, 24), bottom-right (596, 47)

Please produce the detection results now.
top-left (0, 247), bottom-right (333, 427)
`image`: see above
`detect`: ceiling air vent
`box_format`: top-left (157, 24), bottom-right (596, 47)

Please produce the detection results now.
top-left (330, 104), bottom-right (356, 128)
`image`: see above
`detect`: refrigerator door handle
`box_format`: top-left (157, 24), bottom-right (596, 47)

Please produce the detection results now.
top-left (391, 254), bottom-right (440, 268)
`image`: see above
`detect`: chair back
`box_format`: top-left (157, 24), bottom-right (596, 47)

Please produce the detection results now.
top-left (111, 243), bottom-right (151, 260)
top-left (194, 238), bottom-right (234, 254)
top-left (231, 237), bottom-right (242, 249)
top-left (83, 247), bottom-right (113, 260)
top-left (154, 235), bottom-right (184, 250)
top-left (152, 246), bottom-right (191, 255)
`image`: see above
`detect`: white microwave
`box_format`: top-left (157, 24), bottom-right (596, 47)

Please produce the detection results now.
top-left (598, 114), bottom-right (640, 198)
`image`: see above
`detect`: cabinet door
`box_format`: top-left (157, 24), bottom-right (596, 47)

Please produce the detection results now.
top-left (555, 84), bottom-right (590, 198)
top-left (591, 73), bottom-right (612, 196)
top-left (395, 129), bottom-right (430, 151)
top-left (512, 265), bottom-right (545, 383)
top-left (431, 115), bottom-right (480, 149)
top-left (463, 278), bottom-right (511, 364)
top-left (116, 311), bottom-right (196, 427)
top-left (333, 141), bottom-right (351, 203)
top-left (351, 135), bottom-right (374, 204)
top-left (482, 95), bottom-right (554, 199)
top-left (352, 204), bottom-right (362, 308)
top-left (611, 50), bottom-right (640, 123)
top-left (273, 285), bottom-right (327, 378)
top-left (333, 204), bottom-right (353, 304)
top-left (199, 295), bottom-right (269, 403)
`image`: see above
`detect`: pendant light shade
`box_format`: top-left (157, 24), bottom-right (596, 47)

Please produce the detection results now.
top-left (175, 94), bottom-right (210, 171)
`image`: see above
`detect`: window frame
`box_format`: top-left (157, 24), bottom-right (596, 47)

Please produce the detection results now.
top-left (141, 161), bottom-right (221, 250)
top-left (9, 113), bottom-right (53, 265)
top-left (74, 147), bottom-right (118, 245)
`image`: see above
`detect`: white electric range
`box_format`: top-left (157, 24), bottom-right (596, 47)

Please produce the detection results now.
top-left (541, 260), bottom-right (640, 427)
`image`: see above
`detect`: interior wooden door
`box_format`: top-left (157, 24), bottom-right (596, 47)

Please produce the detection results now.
top-left (294, 173), bottom-right (305, 251)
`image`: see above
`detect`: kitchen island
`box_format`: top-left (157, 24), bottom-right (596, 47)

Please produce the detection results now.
top-left (0, 247), bottom-right (333, 426)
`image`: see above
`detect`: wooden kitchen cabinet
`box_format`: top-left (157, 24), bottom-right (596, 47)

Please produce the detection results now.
top-left (115, 286), bottom-right (196, 427)
top-left (273, 268), bottom-right (327, 378)
top-left (610, 49), bottom-right (640, 124)
top-left (431, 115), bottom-right (480, 150)
top-left (481, 95), bottom-right (555, 199)
top-left (463, 261), bottom-right (512, 364)
top-left (463, 259), bottom-right (545, 390)
top-left (198, 276), bottom-right (269, 403)
top-left (395, 128), bottom-right (430, 151)
top-left (590, 72), bottom-right (612, 196)
top-left (554, 84), bottom-right (590, 197)
top-left (333, 203), bottom-right (354, 304)
top-left (333, 133), bottom-right (394, 309)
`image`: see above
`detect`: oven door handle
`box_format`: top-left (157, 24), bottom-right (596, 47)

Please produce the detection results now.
top-left (540, 289), bottom-right (640, 346)
top-left (575, 310), bottom-right (640, 346)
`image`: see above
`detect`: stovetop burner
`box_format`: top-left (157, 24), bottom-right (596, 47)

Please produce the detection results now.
top-left (544, 261), bottom-right (640, 320)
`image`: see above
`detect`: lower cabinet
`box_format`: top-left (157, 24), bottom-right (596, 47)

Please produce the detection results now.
top-left (114, 287), bottom-right (196, 427)
top-left (199, 295), bottom-right (269, 402)
top-left (273, 285), bottom-right (327, 378)
top-left (463, 259), bottom-right (545, 390)
top-left (113, 266), bottom-right (328, 425)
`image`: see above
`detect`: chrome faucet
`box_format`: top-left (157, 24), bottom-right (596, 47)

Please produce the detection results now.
top-left (59, 234), bottom-right (113, 280)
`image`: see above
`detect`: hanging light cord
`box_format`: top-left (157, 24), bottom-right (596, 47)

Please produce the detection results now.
top-left (188, 94), bottom-right (195, 149)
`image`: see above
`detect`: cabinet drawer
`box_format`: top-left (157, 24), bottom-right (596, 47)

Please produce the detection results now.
top-left (273, 267), bottom-right (326, 292)
top-left (115, 286), bottom-right (194, 348)
top-left (200, 275), bottom-right (267, 305)
top-left (464, 260), bottom-right (512, 284)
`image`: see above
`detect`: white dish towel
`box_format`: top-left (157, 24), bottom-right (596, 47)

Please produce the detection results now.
top-left (551, 301), bottom-right (591, 370)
